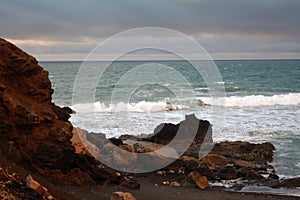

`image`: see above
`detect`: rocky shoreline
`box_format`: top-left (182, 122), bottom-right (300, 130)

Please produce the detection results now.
top-left (0, 38), bottom-right (299, 199)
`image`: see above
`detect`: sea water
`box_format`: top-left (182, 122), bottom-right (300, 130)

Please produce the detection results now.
top-left (41, 60), bottom-right (300, 178)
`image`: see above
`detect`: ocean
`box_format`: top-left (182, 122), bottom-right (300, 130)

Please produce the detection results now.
top-left (41, 60), bottom-right (300, 178)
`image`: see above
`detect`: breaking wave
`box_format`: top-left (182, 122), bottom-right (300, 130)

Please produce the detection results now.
top-left (199, 93), bottom-right (300, 107)
top-left (72, 100), bottom-right (189, 114)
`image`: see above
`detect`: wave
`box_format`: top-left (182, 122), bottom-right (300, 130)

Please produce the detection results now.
top-left (199, 93), bottom-right (300, 107)
top-left (72, 100), bottom-right (189, 114)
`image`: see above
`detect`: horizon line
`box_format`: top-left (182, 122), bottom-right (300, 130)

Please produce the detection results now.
top-left (39, 58), bottom-right (300, 62)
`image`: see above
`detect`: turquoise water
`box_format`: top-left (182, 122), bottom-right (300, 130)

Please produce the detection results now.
top-left (41, 60), bottom-right (300, 178)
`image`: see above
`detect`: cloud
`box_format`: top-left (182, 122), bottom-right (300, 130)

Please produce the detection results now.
top-left (1, 0), bottom-right (300, 60)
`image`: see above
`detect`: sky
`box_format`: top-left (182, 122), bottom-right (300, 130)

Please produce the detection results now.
top-left (1, 0), bottom-right (300, 61)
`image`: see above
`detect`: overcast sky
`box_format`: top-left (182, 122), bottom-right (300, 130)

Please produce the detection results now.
top-left (1, 0), bottom-right (300, 60)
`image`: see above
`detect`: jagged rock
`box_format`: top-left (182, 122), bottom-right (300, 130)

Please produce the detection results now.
top-left (268, 173), bottom-right (279, 180)
top-left (87, 132), bottom-right (108, 148)
top-left (71, 128), bottom-right (101, 158)
top-left (147, 114), bottom-right (212, 146)
top-left (218, 166), bottom-right (238, 180)
top-left (182, 171), bottom-right (209, 189)
top-left (211, 141), bottom-right (275, 164)
top-left (102, 143), bottom-right (138, 167)
top-left (0, 38), bottom-right (136, 187)
top-left (61, 106), bottom-right (75, 114)
top-left (201, 154), bottom-right (228, 168)
top-left (274, 177), bottom-right (300, 188)
top-left (119, 177), bottom-right (140, 189)
top-left (111, 192), bottom-right (136, 200)
top-left (0, 167), bottom-right (9, 182)
top-left (184, 160), bottom-right (200, 175)
top-left (232, 159), bottom-right (256, 169)
top-left (109, 138), bottom-right (124, 146)
top-left (245, 170), bottom-right (265, 180)
top-left (194, 166), bottom-right (216, 180)
top-left (26, 175), bottom-right (53, 200)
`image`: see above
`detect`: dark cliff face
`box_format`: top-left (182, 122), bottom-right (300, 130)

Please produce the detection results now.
top-left (0, 38), bottom-right (119, 186)
top-left (0, 38), bottom-right (73, 163)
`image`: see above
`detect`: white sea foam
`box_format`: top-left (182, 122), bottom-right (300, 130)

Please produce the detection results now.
top-left (72, 100), bottom-right (189, 114)
top-left (199, 93), bottom-right (300, 107)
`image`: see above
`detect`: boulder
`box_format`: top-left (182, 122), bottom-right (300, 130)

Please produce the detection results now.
top-left (170, 182), bottom-right (181, 187)
top-left (71, 128), bottom-right (101, 158)
top-left (26, 175), bottom-right (53, 200)
top-left (147, 114), bottom-right (212, 146)
top-left (268, 173), bottom-right (279, 180)
top-left (211, 141), bottom-right (275, 164)
top-left (182, 171), bottom-right (209, 189)
top-left (102, 143), bottom-right (138, 167)
top-left (111, 192), bottom-right (136, 200)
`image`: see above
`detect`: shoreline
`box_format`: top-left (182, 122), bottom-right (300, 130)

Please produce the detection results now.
top-left (60, 174), bottom-right (300, 200)
top-left (1, 155), bottom-right (299, 200)
top-left (1, 38), bottom-right (299, 200)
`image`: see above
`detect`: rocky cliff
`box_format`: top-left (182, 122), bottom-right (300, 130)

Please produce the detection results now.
top-left (0, 38), bottom-right (122, 186)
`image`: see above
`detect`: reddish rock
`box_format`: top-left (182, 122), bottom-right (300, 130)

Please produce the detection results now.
top-left (232, 159), bottom-right (256, 169)
top-left (0, 38), bottom-right (135, 187)
top-left (111, 192), bottom-right (136, 200)
top-left (26, 175), bottom-right (53, 200)
top-left (201, 154), bottom-right (228, 168)
top-left (182, 171), bottom-right (209, 189)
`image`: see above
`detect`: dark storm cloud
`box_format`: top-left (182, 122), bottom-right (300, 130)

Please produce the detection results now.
top-left (1, 0), bottom-right (300, 59)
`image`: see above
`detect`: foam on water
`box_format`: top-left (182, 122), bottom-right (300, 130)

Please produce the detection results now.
top-left (72, 100), bottom-right (189, 114)
top-left (43, 60), bottom-right (300, 196)
top-left (199, 93), bottom-right (300, 107)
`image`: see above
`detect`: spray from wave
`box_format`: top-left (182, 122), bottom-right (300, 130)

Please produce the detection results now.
top-left (72, 100), bottom-right (189, 114)
top-left (199, 93), bottom-right (300, 107)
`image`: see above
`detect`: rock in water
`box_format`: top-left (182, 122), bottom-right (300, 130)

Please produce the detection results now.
top-left (148, 114), bottom-right (212, 146)
top-left (276, 177), bottom-right (300, 188)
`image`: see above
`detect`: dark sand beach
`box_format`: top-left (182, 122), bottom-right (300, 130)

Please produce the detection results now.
top-left (61, 174), bottom-right (300, 200)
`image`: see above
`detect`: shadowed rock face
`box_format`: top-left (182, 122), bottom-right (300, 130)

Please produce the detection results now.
top-left (0, 38), bottom-right (71, 163)
top-left (148, 114), bottom-right (212, 146)
top-left (0, 38), bottom-right (132, 187)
